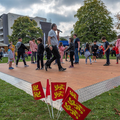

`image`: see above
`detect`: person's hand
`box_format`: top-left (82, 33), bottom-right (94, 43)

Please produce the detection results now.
top-left (93, 52), bottom-right (94, 53)
top-left (57, 30), bottom-right (60, 35)
top-left (78, 48), bottom-right (79, 51)
top-left (49, 46), bottom-right (53, 51)
top-left (104, 50), bottom-right (106, 53)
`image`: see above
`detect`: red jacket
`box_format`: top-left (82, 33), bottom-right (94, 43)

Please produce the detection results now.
top-left (115, 46), bottom-right (119, 54)
top-left (101, 46), bottom-right (104, 55)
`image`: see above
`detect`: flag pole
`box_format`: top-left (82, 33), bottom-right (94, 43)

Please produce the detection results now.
top-left (57, 111), bottom-right (62, 120)
top-left (56, 100), bottom-right (62, 118)
top-left (50, 93), bottom-right (54, 119)
top-left (45, 97), bottom-right (52, 118)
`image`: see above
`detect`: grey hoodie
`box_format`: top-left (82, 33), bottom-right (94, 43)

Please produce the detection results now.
top-left (16, 42), bottom-right (21, 51)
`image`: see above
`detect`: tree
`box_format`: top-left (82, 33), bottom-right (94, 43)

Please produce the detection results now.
top-left (59, 37), bottom-right (68, 41)
top-left (72, 0), bottom-right (117, 43)
top-left (8, 16), bottom-right (43, 44)
top-left (115, 12), bottom-right (120, 33)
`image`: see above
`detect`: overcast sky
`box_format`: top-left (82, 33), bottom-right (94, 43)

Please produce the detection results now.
top-left (0, 0), bottom-right (120, 36)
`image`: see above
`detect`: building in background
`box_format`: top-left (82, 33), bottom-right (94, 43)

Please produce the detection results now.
top-left (0, 13), bottom-right (51, 44)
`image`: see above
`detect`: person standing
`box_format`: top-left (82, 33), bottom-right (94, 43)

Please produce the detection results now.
top-left (8, 44), bottom-right (14, 70)
top-left (59, 42), bottom-right (67, 64)
top-left (102, 37), bottom-right (110, 66)
top-left (65, 38), bottom-right (75, 68)
top-left (29, 38), bottom-right (38, 64)
top-left (73, 34), bottom-right (80, 64)
top-left (84, 43), bottom-right (92, 65)
top-left (45, 23), bottom-right (66, 71)
top-left (0, 48), bottom-right (3, 62)
top-left (10, 42), bottom-right (16, 63)
top-left (115, 43), bottom-right (119, 64)
top-left (36, 38), bottom-right (44, 70)
top-left (92, 41), bottom-right (98, 62)
top-left (111, 45), bottom-right (116, 57)
top-left (16, 37), bottom-right (29, 67)
top-left (116, 35), bottom-right (120, 54)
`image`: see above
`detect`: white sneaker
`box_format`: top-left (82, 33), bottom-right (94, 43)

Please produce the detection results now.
top-left (92, 61), bottom-right (94, 63)
top-left (61, 62), bottom-right (65, 64)
top-left (95, 61), bottom-right (97, 63)
top-left (24, 65), bottom-right (29, 67)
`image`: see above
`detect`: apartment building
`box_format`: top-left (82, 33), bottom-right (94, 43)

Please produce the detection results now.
top-left (0, 13), bottom-right (51, 44)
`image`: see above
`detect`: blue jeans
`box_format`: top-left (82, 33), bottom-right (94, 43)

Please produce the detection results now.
top-left (85, 57), bottom-right (91, 64)
top-left (75, 48), bottom-right (79, 63)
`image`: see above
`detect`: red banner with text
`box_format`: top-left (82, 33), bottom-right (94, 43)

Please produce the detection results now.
top-left (62, 87), bottom-right (79, 103)
top-left (62, 94), bottom-right (91, 120)
top-left (31, 81), bottom-right (45, 100)
top-left (51, 82), bottom-right (66, 101)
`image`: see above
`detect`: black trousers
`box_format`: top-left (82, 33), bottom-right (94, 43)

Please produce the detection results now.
top-left (111, 50), bottom-right (116, 57)
top-left (70, 52), bottom-right (74, 66)
top-left (47, 55), bottom-right (52, 60)
top-left (31, 51), bottom-right (37, 62)
top-left (16, 52), bottom-right (26, 65)
top-left (0, 55), bottom-right (2, 60)
top-left (37, 54), bottom-right (44, 68)
top-left (106, 51), bottom-right (110, 65)
top-left (46, 46), bottom-right (62, 70)
top-left (65, 51), bottom-right (68, 60)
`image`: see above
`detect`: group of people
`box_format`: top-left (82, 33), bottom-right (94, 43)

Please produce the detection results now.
top-left (7, 23), bottom-right (120, 70)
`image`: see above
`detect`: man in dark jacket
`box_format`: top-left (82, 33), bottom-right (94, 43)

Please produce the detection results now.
top-left (16, 37), bottom-right (29, 67)
top-left (36, 38), bottom-right (44, 70)
top-left (65, 38), bottom-right (75, 68)
top-left (92, 41), bottom-right (98, 62)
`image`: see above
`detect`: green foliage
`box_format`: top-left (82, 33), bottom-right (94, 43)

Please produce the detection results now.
top-left (59, 37), bottom-right (68, 41)
top-left (73, 0), bottom-right (117, 43)
top-left (8, 16), bottom-right (43, 44)
top-left (115, 12), bottom-right (120, 30)
top-left (0, 79), bottom-right (120, 120)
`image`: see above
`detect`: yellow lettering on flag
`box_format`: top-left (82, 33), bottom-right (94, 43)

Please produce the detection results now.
top-left (54, 91), bottom-right (64, 98)
top-left (54, 84), bottom-right (65, 91)
top-left (64, 102), bottom-right (80, 119)
top-left (68, 97), bottom-right (85, 114)
top-left (70, 90), bottom-right (77, 99)
top-left (34, 91), bottom-right (41, 98)
top-left (33, 85), bottom-right (39, 91)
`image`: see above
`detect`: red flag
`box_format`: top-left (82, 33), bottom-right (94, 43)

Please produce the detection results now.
top-left (51, 82), bottom-right (66, 101)
top-left (31, 81), bottom-right (45, 100)
top-left (46, 79), bottom-right (50, 98)
top-left (62, 87), bottom-right (79, 103)
top-left (62, 94), bottom-right (91, 120)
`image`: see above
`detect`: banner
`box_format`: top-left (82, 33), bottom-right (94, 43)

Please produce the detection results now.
top-left (62, 94), bottom-right (91, 120)
top-left (31, 81), bottom-right (45, 100)
top-left (62, 87), bottom-right (79, 103)
top-left (46, 79), bottom-right (50, 98)
top-left (51, 82), bottom-right (66, 101)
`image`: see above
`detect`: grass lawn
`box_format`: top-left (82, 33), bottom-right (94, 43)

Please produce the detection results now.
top-left (0, 79), bottom-right (120, 120)
top-left (0, 55), bottom-right (116, 64)
top-left (0, 56), bottom-right (47, 64)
